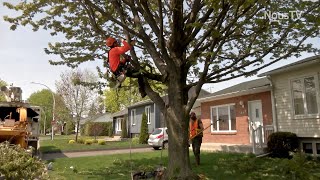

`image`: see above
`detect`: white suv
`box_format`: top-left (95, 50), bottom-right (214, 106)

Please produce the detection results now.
top-left (147, 127), bottom-right (168, 150)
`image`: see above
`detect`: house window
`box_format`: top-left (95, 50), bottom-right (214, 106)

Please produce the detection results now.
top-left (291, 76), bottom-right (319, 116)
top-left (302, 143), bottom-right (313, 154)
top-left (211, 104), bottom-right (236, 132)
top-left (145, 106), bottom-right (151, 124)
top-left (131, 109), bottom-right (136, 126)
top-left (316, 143), bottom-right (320, 154)
top-left (116, 118), bottom-right (122, 131)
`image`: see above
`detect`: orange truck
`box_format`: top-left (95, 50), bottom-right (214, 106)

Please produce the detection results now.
top-left (0, 86), bottom-right (41, 155)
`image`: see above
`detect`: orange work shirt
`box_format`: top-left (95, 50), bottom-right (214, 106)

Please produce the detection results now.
top-left (190, 119), bottom-right (199, 138)
top-left (108, 40), bottom-right (131, 72)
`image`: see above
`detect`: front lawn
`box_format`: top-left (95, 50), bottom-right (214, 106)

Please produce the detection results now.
top-left (47, 151), bottom-right (320, 180)
top-left (40, 136), bottom-right (148, 153)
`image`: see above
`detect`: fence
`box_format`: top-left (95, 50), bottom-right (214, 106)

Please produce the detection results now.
top-left (251, 124), bottom-right (274, 154)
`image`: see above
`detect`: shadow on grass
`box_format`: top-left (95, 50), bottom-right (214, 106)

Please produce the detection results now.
top-left (62, 156), bottom-right (168, 179)
top-left (40, 145), bottom-right (62, 154)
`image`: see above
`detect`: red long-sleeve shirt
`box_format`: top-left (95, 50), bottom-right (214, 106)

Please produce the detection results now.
top-left (108, 40), bottom-right (131, 72)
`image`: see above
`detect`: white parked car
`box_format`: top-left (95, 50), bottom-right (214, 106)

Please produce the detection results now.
top-left (147, 127), bottom-right (168, 150)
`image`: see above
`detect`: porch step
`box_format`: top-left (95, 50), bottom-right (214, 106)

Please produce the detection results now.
top-left (198, 143), bottom-right (267, 154)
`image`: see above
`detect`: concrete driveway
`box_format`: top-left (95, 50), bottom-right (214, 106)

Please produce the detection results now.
top-left (41, 147), bottom-right (154, 160)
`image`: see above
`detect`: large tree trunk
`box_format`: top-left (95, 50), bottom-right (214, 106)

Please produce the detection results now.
top-left (163, 72), bottom-right (198, 179)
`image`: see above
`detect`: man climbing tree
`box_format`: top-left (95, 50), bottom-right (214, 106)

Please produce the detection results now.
top-left (105, 37), bottom-right (132, 87)
top-left (105, 36), bottom-right (147, 96)
top-left (4, 0), bottom-right (319, 179)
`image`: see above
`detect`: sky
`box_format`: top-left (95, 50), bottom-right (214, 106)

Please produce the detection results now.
top-left (0, 1), bottom-right (102, 100)
top-left (0, 2), bottom-right (319, 100)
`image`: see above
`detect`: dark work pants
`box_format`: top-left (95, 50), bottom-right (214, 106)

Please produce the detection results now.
top-left (192, 136), bottom-right (202, 165)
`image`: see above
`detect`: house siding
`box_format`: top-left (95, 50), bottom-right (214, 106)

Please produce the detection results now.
top-left (201, 91), bottom-right (272, 144)
top-left (271, 65), bottom-right (320, 137)
top-left (128, 103), bottom-right (156, 136)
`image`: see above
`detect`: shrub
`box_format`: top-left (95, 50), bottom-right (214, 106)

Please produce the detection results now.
top-left (267, 132), bottom-right (299, 158)
top-left (139, 112), bottom-right (149, 144)
top-left (92, 139), bottom-right (98, 143)
top-left (98, 140), bottom-right (106, 145)
top-left (64, 121), bottom-right (75, 135)
top-left (84, 122), bottom-right (113, 136)
top-left (68, 140), bottom-right (75, 144)
top-left (121, 118), bottom-right (128, 138)
top-left (77, 138), bottom-right (85, 144)
top-left (107, 124), bottom-right (113, 137)
top-left (85, 139), bottom-right (93, 145)
top-left (0, 142), bottom-right (48, 179)
top-left (132, 137), bottom-right (140, 145)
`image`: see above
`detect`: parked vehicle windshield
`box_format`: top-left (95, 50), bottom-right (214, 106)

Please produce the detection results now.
top-left (152, 128), bottom-right (162, 135)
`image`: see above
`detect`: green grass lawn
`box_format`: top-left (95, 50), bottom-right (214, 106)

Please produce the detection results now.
top-left (47, 151), bottom-right (320, 180)
top-left (40, 136), bottom-right (148, 153)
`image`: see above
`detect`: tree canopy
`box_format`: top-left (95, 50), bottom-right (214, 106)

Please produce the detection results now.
top-left (28, 89), bottom-right (71, 133)
top-left (4, 0), bottom-right (319, 178)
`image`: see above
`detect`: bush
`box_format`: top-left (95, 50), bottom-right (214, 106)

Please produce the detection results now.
top-left (64, 120), bottom-right (75, 135)
top-left (0, 142), bottom-right (48, 179)
top-left (132, 137), bottom-right (140, 145)
top-left (267, 132), bottom-right (299, 158)
top-left (92, 139), bottom-right (98, 143)
top-left (84, 122), bottom-right (113, 136)
top-left (121, 118), bottom-right (128, 138)
top-left (139, 112), bottom-right (149, 144)
top-left (77, 138), bottom-right (85, 144)
top-left (68, 140), bottom-right (75, 144)
top-left (85, 139), bottom-right (93, 145)
top-left (98, 140), bottom-right (106, 145)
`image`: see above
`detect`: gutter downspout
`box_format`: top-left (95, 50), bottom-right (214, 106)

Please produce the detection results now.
top-left (267, 75), bottom-right (278, 132)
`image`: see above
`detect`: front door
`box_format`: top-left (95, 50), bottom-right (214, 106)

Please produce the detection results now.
top-left (248, 100), bottom-right (263, 143)
top-left (116, 118), bottom-right (123, 134)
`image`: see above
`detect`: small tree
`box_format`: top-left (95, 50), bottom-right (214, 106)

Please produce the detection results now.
top-left (92, 123), bottom-right (104, 140)
top-left (56, 69), bottom-right (98, 142)
top-left (121, 117), bottom-right (128, 138)
top-left (139, 112), bottom-right (149, 144)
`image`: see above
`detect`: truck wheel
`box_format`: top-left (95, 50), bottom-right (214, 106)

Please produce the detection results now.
top-left (153, 147), bottom-right (160, 150)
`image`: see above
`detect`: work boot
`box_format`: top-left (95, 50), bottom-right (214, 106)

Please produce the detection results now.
top-left (114, 74), bottom-right (126, 89)
top-left (117, 74), bottom-right (126, 83)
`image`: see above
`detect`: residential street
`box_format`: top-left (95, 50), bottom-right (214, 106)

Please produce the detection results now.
top-left (41, 147), bottom-right (154, 160)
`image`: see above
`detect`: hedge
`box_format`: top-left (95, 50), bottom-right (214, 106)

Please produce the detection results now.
top-left (84, 122), bottom-right (113, 136)
top-left (267, 131), bottom-right (299, 158)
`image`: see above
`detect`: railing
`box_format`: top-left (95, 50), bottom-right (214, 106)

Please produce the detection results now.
top-left (251, 124), bottom-right (274, 154)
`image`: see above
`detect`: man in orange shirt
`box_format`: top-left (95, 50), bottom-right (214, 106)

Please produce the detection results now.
top-left (106, 37), bottom-right (146, 97)
top-left (106, 37), bottom-right (133, 87)
top-left (189, 112), bottom-right (204, 166)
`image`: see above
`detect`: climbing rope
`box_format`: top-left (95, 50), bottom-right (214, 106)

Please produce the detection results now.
top-left (128, 77), bottom-right (133, 180)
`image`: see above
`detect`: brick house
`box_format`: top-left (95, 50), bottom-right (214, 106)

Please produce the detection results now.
top-left (198, 78), bottom-right (274, 146)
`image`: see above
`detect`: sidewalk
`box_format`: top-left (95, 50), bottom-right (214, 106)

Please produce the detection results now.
top-left (41, 147), bottom-right (153, 161)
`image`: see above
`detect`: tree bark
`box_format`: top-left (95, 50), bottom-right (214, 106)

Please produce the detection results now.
top-left (75, 120), bottom-right (80, 142)
top-left (162, 72), bottom-right (199, 179)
